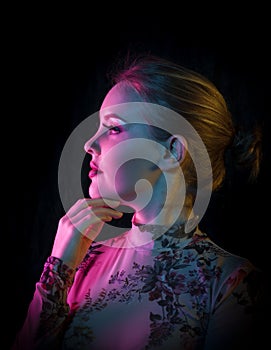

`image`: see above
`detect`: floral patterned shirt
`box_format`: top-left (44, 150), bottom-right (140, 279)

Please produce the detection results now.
top-left (13, 228), bottom-right (265, 350)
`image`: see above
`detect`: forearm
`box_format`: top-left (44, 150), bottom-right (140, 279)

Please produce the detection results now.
top-left (12, 257), bottom-right (75, 350)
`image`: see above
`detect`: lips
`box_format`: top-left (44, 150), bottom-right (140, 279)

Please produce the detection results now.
top-left (89, 162), bottom-right (100, 178)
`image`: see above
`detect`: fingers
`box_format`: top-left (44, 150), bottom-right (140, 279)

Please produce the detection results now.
top-left (71, 205), bottom-right (123, 224)
top-left (64, 198), bottom-right (123, 238)
top-left (66, 198), bottom-right (121, 217)
top-left (52, 198), bottom-right (123, 268)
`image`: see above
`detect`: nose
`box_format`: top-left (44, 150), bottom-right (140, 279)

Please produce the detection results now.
top-left (84, 136), bottom-right (101, 155)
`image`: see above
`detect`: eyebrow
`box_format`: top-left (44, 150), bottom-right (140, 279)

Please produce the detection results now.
top-left (102, 113), bottom-right (126, 125)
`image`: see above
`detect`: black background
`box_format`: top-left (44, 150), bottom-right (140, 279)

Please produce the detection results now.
top-left (6, 9), bottom-right (270, 349)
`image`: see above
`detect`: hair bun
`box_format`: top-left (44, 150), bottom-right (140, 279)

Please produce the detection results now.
top-left (230, 125), bottom-right (262, 182)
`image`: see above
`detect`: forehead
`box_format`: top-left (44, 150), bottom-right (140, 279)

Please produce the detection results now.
top-left (100, 82), bottom-right (143, 110)
top-left (98, 83), bottom-right (180, 136)
top-left (100, 83), bottom-right (148, 124)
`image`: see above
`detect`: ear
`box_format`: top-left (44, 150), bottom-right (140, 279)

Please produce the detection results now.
top-left (169, 135), bottom-right (187, 161)
top-left (160, 135), bottom-right (187, 170)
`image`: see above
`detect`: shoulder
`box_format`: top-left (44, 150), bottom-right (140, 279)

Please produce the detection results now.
top-left (191, 231), bottom-right (267, 309)
top-left (186, 231), bottom-right (262, 289)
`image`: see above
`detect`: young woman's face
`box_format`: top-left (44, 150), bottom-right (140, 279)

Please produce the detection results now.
top-left (84, 83), bottom-right (164, 207)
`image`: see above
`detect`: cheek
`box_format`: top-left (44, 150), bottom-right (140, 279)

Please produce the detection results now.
top-left (97, 139), bottom-right (163, 197)
top-left (102, 148), bottom-right (130, 186)
top-left (109, 159), bottom-right (159, 199)
top-left (101, 141), bottom-right (162, 183)
top-left (101, 142), bottom-right (132, 169)
top-left (105, 150), bottom-right (124, 167)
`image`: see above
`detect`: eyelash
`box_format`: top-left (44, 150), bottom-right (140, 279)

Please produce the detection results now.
top-left (108, 125), bottom-right (122, 134)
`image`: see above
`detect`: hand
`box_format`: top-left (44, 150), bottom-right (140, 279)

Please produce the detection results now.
top-left (51, 198), bottom-right (123, 268)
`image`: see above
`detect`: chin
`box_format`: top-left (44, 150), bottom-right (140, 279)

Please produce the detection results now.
top-left (89, 184), bottom-right (117, 201)
top-left (88, 184), bottom-right (101, 199)
top-left (89, 181), bottom-right (137, 205)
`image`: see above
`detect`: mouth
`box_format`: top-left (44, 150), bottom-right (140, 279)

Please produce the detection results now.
top-left (88, 169), bottom-right (98, 178)
top-left (89, 162), bottom-right (101, 178)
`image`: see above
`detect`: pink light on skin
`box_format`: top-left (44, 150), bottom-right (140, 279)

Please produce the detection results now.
top-left (86, 121), bottom-right (163, 198)
top-left (84, 82), bottom-right (186, 231)
top-left (58, 82), bottom-right (212, 248)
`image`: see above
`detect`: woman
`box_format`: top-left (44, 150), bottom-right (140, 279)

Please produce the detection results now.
top-left (13, 54), bottom-right (265, 349)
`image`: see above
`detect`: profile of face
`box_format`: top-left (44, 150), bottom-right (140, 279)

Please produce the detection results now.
top-left (56, 77), bottom-right (211, 232)
top-left (84, 83), bottom-right (171, 211)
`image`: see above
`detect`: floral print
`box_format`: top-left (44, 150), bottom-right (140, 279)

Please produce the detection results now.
top-left (13, 230), bottom-right (265, 349)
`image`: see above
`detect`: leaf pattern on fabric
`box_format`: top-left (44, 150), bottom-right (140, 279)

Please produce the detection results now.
top-left (72, 234), bottom-right (225, 348)
top-left (36, 233), bottom-right (264, 349)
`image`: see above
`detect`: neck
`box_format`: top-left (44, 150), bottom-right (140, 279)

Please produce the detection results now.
top-left (132, 173), bottom-right (192, 229)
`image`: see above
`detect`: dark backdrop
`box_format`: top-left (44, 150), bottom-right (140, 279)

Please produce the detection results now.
top-left (6, 16), bottom-right (270, 349)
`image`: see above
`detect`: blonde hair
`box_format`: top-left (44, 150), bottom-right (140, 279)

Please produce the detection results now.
top-left (111, 53), bottom-right (262, 193)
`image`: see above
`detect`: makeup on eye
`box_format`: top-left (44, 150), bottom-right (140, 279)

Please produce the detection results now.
top-left (101, 115), bottom-right (127, 134)
top-left (102, 123), bottom-right (123, 134)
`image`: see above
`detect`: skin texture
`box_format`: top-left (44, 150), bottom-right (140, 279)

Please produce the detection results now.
top-left (51, 198), bottom-right (123, 268)
top-left (51, 82), bottom-right (185, 268)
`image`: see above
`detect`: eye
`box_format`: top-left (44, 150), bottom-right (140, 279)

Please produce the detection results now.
top-left (108, 126), bottom-right (122, 134)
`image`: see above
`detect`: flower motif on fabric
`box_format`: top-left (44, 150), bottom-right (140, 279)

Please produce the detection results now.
top-left (69, 234), bottom-right (247, 348)
top-left (63, 289), bottom-right (106, 348)
top-left (38, 256), bottom-right (74, 337)
top-left (135, 235), bottom-right (219, 348)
